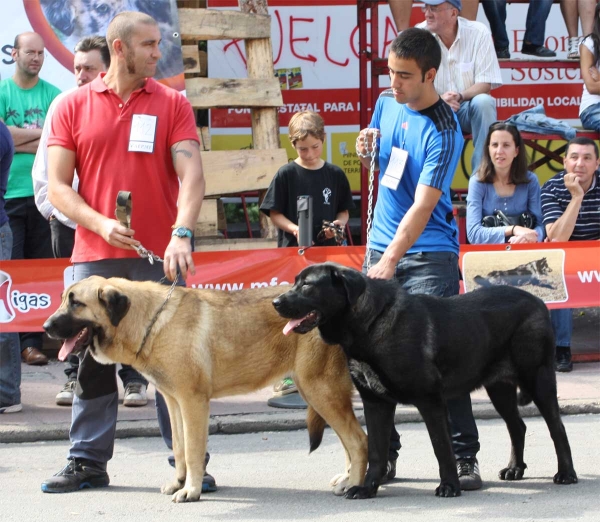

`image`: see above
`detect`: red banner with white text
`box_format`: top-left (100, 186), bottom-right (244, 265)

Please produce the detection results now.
top-left (0, 242), bottom-right (598, 333)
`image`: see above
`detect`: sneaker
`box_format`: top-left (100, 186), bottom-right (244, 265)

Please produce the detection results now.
top-left (0, 402), bottom-right (22, 414)
top-left (202, 471), bottom-right (218, 493)
top-left (567, 37), bottom-right (581, 60)
top-left (56, 380), bottom-right (76, 406)
top-left (521, 42), bottom-right (556, 58)
top-left (555, 347), bottom-right (573, 373)
top-left (496, 47), bottom-right (510, 60)
top-left (41, 458), bottom-right (110, 493)
top-left (123, 382), bottom-right (148, 407)
top-left (379, 459), bottom-right (397, 484)
top-left (457, 457), bottom-right (482, 491)
top-left (272, 377), bottom-right (298, 397)
top-left (167, 456), bottom-right (217, 492)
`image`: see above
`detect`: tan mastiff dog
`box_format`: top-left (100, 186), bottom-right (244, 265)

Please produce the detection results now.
top-left (43, 276), bottom-right (367, 503)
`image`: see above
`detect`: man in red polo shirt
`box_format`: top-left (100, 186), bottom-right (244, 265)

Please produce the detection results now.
top-left (41, 11), bottom-right (211, 495)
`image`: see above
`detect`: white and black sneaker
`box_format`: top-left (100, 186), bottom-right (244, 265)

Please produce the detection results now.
top-left (55, 380), bottom-right (76, 406)
top-left (123, 382), bottom-right (148, 407)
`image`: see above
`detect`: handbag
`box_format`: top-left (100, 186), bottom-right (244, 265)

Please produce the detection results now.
top-left (481, 210), bottom-right (535, 229)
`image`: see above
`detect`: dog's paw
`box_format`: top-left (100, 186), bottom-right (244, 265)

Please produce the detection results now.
top-left (171, 486), bottom-right (202, 503)
top-left (344, 485), bottom-right (377, 499)
top-left (553, 470), bottom-right (578, 485)
top-left (330, 472), bottom-right (350, 496)
top-left (499, 466), bottom-right (526, 481)
top-left (435, 482), bottom-right (461, 497)
top-left (161, 479), bottom-right (184, 495)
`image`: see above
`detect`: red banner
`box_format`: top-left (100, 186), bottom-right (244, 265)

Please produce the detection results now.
top-left (0, 242), bottom-right (598, 332)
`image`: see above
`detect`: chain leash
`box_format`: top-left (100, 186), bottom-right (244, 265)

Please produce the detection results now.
top-left (356, 130), bottom-right (379, 270)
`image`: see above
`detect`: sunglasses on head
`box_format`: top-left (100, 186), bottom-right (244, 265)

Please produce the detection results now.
top-left (490, 121), bottom-right (517, 128)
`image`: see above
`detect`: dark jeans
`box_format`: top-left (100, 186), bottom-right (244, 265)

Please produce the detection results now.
top-left (49, 218), bottom-right (75, 259)
top-left (363, 249), bottom-right (480, 461)
top-left (5, 196), bottom-right (53, 351)
top-left (482, 0), bottom-right (554, 49)
top-left (64, 354), bottom-right (147, 386)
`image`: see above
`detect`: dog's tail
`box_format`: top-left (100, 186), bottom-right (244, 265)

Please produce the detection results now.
top-left (473, 275), bottom-right (491, 287)
top-left (307, 406), bottom-right (327, 453)
top-left (517, 388), bottom-right (533, 406)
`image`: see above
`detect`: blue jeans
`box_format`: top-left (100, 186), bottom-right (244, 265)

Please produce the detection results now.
top-left (551, 308), bottom-right (573, 348)
top-left (363, 249), bottom-right (480, 460)
top-left (481, 0), bottom-right (554, 49)
top-left (580, 103), bottom-right (600, 133)
top-left (0, 222), bottom-right (21, 406)
top-left (457, 95), bottom-right (497, 175)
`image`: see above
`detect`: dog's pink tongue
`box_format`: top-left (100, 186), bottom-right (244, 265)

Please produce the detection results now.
top-left (283, 317), bottom-right (305, 336)
top-left (58, 338), bottom-right (77, 361)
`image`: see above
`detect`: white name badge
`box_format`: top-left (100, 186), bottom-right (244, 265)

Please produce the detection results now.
top-left (380, 146), bottom-right (408, 190)
top-left (128, 114), bottom-right (157, 153)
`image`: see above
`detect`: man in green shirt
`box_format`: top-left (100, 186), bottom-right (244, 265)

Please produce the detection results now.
top-left (0, 32), bottom-right (61, 366)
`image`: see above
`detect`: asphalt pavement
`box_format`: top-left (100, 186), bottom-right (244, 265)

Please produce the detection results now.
top-left (1, 416), bottom-right (599, 522)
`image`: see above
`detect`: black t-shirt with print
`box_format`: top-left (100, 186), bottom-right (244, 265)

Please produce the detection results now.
top-left (260, 161), bottom-right (355, 247)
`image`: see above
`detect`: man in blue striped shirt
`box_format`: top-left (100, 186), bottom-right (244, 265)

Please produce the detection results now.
top-left (541, 136), bottom-right (600, 372)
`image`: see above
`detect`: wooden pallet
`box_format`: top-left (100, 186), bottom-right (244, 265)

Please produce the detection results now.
top-left (177, 0), bottom-right (284, 244)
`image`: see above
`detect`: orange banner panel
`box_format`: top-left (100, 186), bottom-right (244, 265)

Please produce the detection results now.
top-left (0, 242), bottom-right (598, 333)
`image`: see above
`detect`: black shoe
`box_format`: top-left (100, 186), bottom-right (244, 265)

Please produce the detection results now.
top-left (496, 47), bottom-right (510, 60)
top-left (555, 347), bottom-right (573, 372)
top-left (457, 457), bottom-right (482, 491)
top-left (167, 456), bottom-right (218, 492)
top-left (41, 458), bottom-right (109, 493)
top-left (379, 459), bottom-right (397, 484)
top-left (521, 43), bottom-right (556, 58)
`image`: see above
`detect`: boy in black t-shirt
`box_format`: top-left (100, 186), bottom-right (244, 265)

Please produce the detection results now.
top-left (260, 111), bottom-right (354, 247)
top-left (260, 111), bottom-right (355, 400)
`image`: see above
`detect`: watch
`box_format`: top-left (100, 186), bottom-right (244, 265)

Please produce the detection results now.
top-left (171, 226), bottom-right (193, 238)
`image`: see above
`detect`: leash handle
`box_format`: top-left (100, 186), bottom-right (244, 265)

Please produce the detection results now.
top-left (114, 190), bottom-right (164, 265)
top-left (115, 191), bottom-right (132, 229)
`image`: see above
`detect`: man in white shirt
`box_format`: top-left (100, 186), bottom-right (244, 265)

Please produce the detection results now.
top-left (417, 0), bottom-right (502, 175)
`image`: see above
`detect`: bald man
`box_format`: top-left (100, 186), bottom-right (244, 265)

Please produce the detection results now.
top-left (0, 32), bottom-right (61, 366)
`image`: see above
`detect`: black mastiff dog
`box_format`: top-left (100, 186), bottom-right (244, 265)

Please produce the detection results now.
top-left (273, 262), bottom-right (577, 499)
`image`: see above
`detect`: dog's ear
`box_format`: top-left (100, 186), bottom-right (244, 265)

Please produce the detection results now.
top-left (97, 286), bottom-right (130, 326)
top-left (332, 266), bottom-right (366, 306)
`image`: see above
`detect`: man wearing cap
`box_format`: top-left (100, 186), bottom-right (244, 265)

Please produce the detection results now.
top-left (417, 0), bottom-right (502, 176)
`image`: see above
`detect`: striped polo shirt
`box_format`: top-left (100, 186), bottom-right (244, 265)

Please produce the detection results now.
top-left (541, 170), bottom-right (600, 241)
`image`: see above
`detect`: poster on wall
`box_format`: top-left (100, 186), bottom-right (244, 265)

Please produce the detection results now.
top-left (0, 0), bottom-right (185, 91)
top-left (207, 0), bottom-right (581, 190)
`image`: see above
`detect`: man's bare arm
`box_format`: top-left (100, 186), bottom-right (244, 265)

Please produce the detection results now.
top-left (164, 139), bottom-right (206, 281)
top-left (546, 173), bottom-right (585, 242)
top-left (47, 145), bottom-right (138, 250)
top-left (368, 184), bottom-right (442, 279)
top-left (7, 126), bottom-right (42, 148)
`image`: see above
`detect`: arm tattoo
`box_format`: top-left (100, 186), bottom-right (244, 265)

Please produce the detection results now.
top-left (171, 142), bottom-right (192, 161)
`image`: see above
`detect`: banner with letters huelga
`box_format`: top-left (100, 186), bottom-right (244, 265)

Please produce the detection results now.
top-left (0, 242), bottom-right (598, 332)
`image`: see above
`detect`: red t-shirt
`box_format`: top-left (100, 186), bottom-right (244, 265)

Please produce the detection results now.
top-left (48, 74), bottom-right (199, 262)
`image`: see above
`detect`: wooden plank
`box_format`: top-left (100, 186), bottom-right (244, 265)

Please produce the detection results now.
top-left (202, 149), bottom-right (288, 196)
top-left (239, 0), bottom-right (280, 240)
top-left (182, 45), bottom-right (200, 74)
top-left (195, 238), bottom-right (277, 252)
top-left (178, 8), bottom-right (271, 40)
top-left (195, 198), bottom-right (227, 237)
top-left (185, 77), bottom-right (283, 108)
